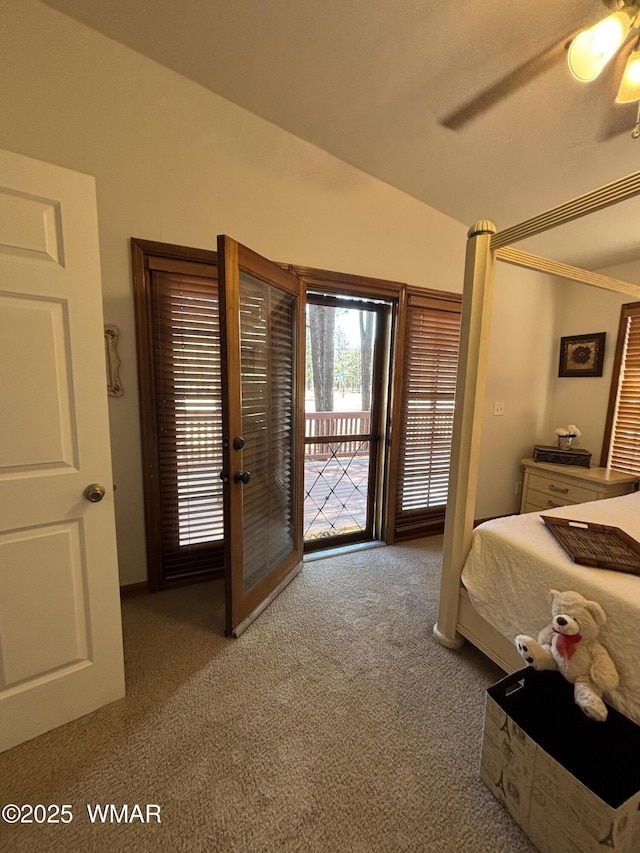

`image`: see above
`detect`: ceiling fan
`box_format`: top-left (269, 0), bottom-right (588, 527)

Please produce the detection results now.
top-left (441, 0), bottom-right (640, 137)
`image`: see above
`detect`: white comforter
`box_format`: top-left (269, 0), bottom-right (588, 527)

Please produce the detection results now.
top-left (461, 491), bottom-right (640, 724)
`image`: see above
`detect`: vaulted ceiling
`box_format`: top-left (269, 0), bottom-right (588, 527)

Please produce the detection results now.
top-left (44, 0), bottom-right (640, 269)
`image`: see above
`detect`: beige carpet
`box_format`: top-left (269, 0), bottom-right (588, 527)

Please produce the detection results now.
top-left (0, 537), bottom-right (535, 852)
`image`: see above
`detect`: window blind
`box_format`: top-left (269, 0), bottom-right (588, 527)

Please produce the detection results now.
top-left (394, 293), bottom-right (461, 537)
top-left (238, 271), bottom-right (296, 591)
top-left (606, 303), bottom-right (640, 476)
top-left (150, 270), bottom-right (224, 582)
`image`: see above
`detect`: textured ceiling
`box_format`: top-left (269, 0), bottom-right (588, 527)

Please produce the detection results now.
top-left (43, 0), bottom-right (640, 269)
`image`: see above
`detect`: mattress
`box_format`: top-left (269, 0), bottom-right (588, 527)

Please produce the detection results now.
top-left (461, 491), bottom-right (640, 724)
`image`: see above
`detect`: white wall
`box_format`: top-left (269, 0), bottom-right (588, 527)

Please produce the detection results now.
top-left (475, 259), bottom-right (640, 520)
top-left (475, 264), bottom-right (557, 519)
top-left (476, 257), bottom-right (640, 522)
top-left (0, 1), bottom-right (474, 584)
top-left (546, 260), bottom-right (640, 465)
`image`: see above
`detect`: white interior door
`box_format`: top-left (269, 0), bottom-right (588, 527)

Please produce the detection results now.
top-left (0, 149), bottom-right (125, 752)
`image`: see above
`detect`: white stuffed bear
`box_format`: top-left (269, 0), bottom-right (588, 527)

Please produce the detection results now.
top-left (515, 589), bottom-right (619, 722)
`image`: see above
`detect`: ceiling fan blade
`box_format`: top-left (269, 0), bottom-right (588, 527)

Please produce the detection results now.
top-left (440, 33), bottom-right (578, 130)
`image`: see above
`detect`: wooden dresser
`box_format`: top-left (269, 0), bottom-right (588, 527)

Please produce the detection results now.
top-left (520, 458), bottom-right (639, 514)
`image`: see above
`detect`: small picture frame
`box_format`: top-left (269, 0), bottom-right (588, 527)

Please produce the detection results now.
top-left (558, 332), bottom-right (606, 378)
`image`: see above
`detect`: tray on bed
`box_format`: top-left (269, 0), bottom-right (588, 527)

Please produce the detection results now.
top-left (541, 516), bottom-right (640, 575)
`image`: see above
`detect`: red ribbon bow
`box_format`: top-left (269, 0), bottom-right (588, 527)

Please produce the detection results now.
top-left (553, 630), bottom-right (582, 659)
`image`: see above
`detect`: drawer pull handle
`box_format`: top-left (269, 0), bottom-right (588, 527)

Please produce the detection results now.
top-left (549, 484), bottom-right (569, 494)
top-left (547, 499), bottom-right (562, 507)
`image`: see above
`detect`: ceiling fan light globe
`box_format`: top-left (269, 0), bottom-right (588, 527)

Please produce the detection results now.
top-left (616, 49), bottom-right (640, 102)
top-left (567, 11), bottom-right (632, 82)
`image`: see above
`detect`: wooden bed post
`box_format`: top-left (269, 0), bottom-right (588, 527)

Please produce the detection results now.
top-left (434, 220), bottom-right (496, 649)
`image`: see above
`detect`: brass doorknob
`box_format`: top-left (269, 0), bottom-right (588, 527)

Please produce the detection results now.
top-left (84, 483), bottom-right (106, 502)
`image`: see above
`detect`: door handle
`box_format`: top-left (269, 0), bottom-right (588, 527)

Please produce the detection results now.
top-left (233, 471), bottom-right (252, 485)
top-left (84, 483), bottom-right (106, 502)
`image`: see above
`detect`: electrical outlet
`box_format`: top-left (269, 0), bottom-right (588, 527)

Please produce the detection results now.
top-left (515, 480), bottom-right (522, 496)
top-left (493, 401), bottom-right (505, 416)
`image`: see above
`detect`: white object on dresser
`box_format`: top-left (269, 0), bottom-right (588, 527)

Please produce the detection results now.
top-left (520, 458), bottom-right (638, 514)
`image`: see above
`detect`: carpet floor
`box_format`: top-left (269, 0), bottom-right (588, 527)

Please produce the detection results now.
top-left (0, 537), bottom-right (535, 852)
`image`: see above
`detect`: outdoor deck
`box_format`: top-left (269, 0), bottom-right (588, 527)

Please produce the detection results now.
top-left (303, 454), bottom-right (369, 540)
top-left (303, 410), bottom-right (371, 540)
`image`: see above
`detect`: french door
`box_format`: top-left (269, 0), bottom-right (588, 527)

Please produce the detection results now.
top-left (217, 236), bottom-right (305, 636)
top-left (133, 247), bottom-right (462, 618)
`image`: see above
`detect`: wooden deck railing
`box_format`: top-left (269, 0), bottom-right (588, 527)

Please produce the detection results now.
top-left (305, 411), bottom-right (371, 460)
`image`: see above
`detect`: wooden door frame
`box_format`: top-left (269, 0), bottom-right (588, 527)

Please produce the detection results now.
top-left (290, 265), bottom-right (405, 546)
top-left (303, 292), bottom-right (394, 551)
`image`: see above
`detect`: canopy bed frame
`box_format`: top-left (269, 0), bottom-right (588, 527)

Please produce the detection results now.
top-left (434, 170), bottom-right (640, 674)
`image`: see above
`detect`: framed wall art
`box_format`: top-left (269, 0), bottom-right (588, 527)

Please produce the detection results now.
top-left (558, 332), bottom-right (606, 377)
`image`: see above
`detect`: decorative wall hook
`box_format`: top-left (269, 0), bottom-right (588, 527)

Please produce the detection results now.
top-left (105, 324), bottom-right (123, 397)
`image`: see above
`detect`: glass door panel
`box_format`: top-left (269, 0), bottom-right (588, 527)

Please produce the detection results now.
top-left (239, 271), bottom-right (296, 591)
top-left (304, 296), bottom-right (387, 549)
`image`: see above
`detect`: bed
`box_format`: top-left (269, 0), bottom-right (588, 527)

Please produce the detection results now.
top-left (460, 491), bottom-right (640, 724)
top-left (433, 170), bottom-right (640, 725)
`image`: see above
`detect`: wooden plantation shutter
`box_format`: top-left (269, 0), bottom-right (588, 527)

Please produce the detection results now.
top-left (132, 238), bottom-right (225, 591)
top-left (394, 291), bottom-right (461, 538)
top-left (603, 301), bottom-right (640, 475)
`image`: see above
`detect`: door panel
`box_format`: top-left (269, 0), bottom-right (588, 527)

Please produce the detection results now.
top-left (0, 149), bottom-right (124, 752)
top-left (218, 237), bottom-right (304, 636)
top-left (1, 295), bottom-right (76, 469)
top-left (0, 523), bottom-right (89, 684)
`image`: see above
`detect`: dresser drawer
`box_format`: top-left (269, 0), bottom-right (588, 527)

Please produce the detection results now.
top-left (522, 491), bottom-right (582, 513)
top-left (526, 472), bottom-right (596, 505)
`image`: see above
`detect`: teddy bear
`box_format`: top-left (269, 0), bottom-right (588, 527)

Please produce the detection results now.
top-left (515, 588), bottom-right (619, 722)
